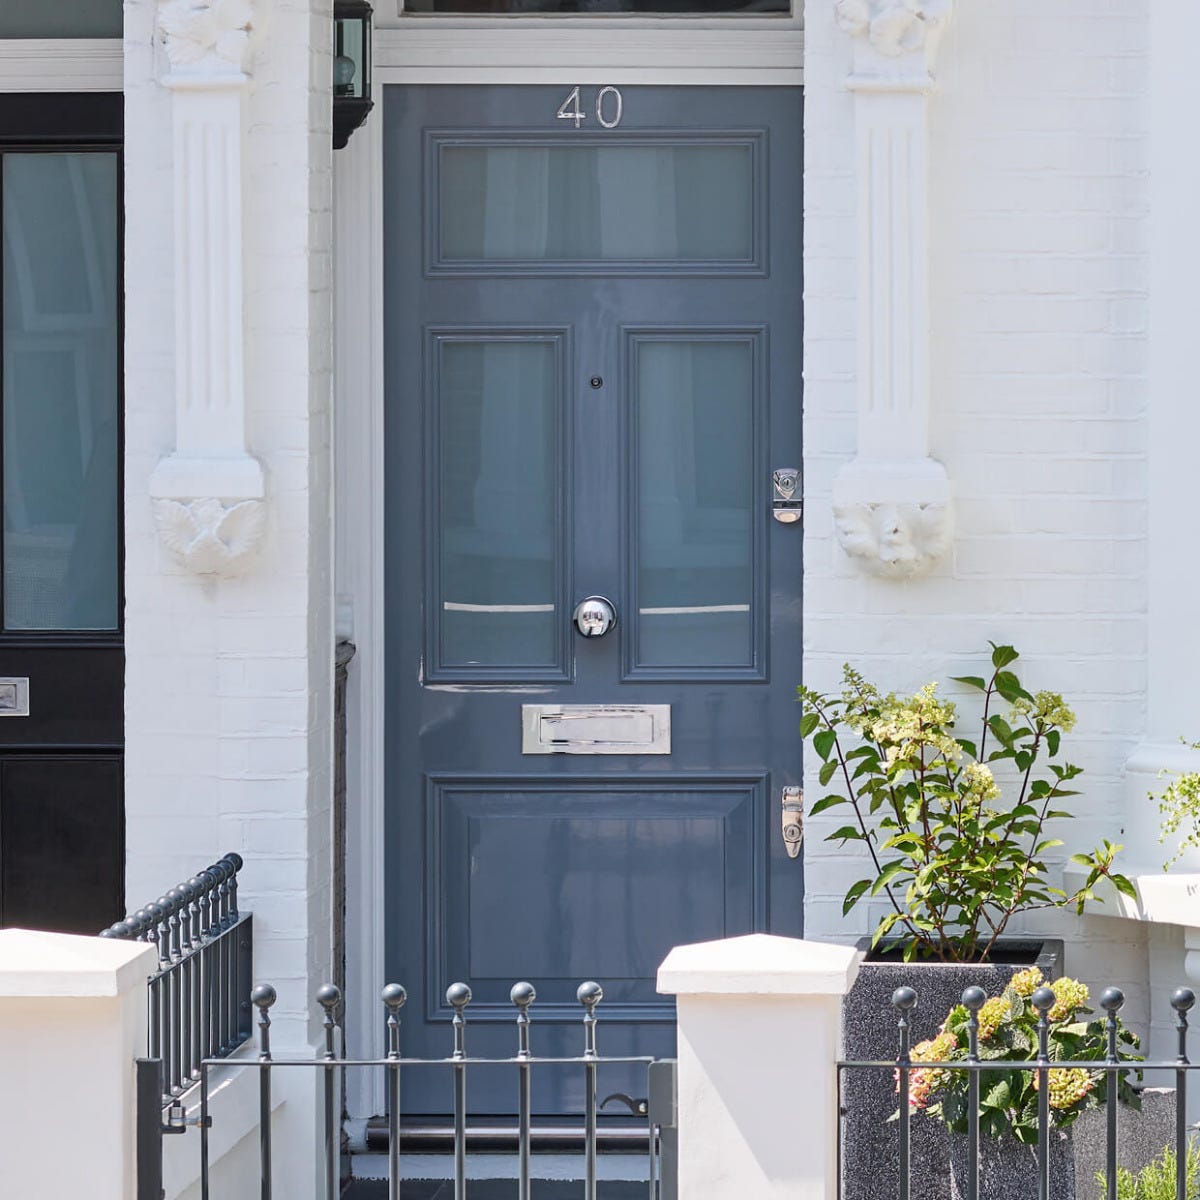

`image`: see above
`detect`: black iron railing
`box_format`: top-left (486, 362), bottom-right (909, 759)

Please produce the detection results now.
top-left (153, 979), bottom-right (676, 1200)
top-left (101, 853), bottom-right (253, 1102)
top-left (840, 983), bottom-right (1197, 1200)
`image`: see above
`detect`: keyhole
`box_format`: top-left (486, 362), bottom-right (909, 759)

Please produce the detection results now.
top-left (589, 376), bottom-right (603, 389)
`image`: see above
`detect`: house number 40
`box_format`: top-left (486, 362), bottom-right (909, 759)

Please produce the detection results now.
top-left (557, 86), bottom-right (624, 130)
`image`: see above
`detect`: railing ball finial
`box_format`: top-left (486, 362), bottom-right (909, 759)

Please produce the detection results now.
top-left (891, 986), bottom-right (917, 1013)
top-left (224, 851), bottom-right (244, 873)
top-left (1031, 986), bottom-right (1056, 1016)
top-left (1099, 986), bottom-right (1126, 1015)
top-left (511, 981), bottom-right (537, 1010)
top-left (961, 986), bottom-right (987, 1012)
top-left (446, 982), bottom-right (472, 1011)
top-left (252, 984), bottom-right (277, 1011)
top-left (317, 983), bottom-right (342, 1012)
top-left (577, 981), bottom-right (604, 1012)
top-left (382, 983), bottom-right (408, 1012)
top-left (1172, 987), bottom-right (1196, 1014)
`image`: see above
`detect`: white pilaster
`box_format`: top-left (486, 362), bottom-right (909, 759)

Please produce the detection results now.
top-left (149, 0), bottom-right (266, 576)
top-left (831, 0), bottom-right (953, 579)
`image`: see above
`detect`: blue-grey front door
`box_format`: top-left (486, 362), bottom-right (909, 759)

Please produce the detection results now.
top-left (384, 84), bottom-right (803, 1117)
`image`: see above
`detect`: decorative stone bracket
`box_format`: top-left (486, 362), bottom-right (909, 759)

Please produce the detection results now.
top-left (832, 0), bottom-right (954, 578)
top-left (149, 0), bottom-right (265, 577)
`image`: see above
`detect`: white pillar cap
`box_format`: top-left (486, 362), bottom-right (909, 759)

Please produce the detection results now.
top-left (658, 933), bottom-right (863, 998)
top-left (0, 929), bottom-right (157, 998)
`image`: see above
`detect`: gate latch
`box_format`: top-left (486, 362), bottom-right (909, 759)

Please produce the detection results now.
top-left (781, 786), bottom-right (803, 858)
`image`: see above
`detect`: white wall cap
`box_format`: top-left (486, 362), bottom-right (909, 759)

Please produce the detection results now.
top-left (657, 933), bottom-right (863, 997)
top-left (0, 929), bottom-right (157, 998)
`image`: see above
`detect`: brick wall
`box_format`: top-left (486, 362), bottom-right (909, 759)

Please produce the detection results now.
top-left (802, 0), bottom-right (1151, 1015)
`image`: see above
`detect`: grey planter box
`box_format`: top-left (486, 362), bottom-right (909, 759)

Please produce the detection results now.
top-left (839, 939), bottom-right (1176, 1200)
top-left (840, 938), bottom-right (1062, 1200)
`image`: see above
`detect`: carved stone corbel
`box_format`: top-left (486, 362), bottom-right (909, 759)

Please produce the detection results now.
top-left (832, 0), bottom-right (954, 578)
top-left (150, 0), bottom-right (265, 576)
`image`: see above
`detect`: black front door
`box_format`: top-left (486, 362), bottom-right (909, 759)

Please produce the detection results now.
top-left (384, 84), bottom-right (803, 1116)
top-left (0, 95), bottom-right (124, 933)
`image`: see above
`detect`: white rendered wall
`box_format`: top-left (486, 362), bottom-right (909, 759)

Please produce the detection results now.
top-left (122, 0), bottom-right (335, 1099)
top-left (802, 0), bottom-right (1151, 1013)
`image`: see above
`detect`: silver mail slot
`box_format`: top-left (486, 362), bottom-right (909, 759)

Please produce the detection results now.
top-left (0, 677), bottom-right (30, 717)
top-left (521, 704), bottom-right (671, 755)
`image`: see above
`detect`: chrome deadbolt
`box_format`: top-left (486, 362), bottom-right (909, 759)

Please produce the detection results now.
top-left (573, 596), bottom-right (617, 638)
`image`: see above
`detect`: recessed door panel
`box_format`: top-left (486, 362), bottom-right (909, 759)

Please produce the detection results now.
top-left (386, 84), bottom-right (802, 1116)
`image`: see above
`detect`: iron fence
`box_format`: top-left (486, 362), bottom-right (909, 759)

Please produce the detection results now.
top-left (839, 983), bottom-right (1198, 1200)
top-left (101, 852), bottom-right (253, 1103)
top-left (139, 977), bottom-right (676, 1200)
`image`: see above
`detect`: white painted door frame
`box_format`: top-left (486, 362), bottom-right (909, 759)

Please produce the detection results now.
top-left (334, 18), bottom-right (805, 1121)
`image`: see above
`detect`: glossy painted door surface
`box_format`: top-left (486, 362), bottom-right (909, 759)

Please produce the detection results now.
top-left (384, 85), bottom-right (802, 1116)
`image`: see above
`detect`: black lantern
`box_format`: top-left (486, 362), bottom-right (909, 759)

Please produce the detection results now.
top-left (333, 0), bottom-right (373, 150)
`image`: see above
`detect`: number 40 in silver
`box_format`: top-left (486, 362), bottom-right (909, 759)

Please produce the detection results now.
top-left (557, 85), bottom-right (624, 130)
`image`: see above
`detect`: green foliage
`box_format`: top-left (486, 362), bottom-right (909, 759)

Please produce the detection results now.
top-left (1152, 743), bottom-right (1200, 871)
top-left (906, 968), bottom-right (1142, 1141)
top-left (1098, 1141), bottom-right (1200, 1200)
top-left (797, 644), bottom-right (1135, 962)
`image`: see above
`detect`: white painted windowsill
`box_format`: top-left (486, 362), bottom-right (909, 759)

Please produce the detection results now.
top-left (1064, 863), bottom-right (1200, 930)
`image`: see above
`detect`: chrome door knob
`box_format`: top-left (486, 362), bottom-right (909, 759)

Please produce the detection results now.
top-left (573, 596), bottom-right (617, 638)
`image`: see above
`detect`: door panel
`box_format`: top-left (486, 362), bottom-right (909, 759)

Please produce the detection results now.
top-left (385, 85), bottom-right (802, 1116)
top-left (0, 95), bottom-right (124, 932)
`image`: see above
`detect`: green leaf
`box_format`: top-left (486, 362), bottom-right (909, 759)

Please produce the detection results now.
top-left (827, 825), bottom-right (864, 844)
top-left (988, 715), bottom-right (1015, 747)
top-left (813, 728), bottom-right (837, 762)
top-left (808, 794), bottom-right (844, 817)
top-left (871, 861), bottom-right (908, 895)
top-left (842, 878), bottom-right (872, 915)
top-left (819, 760), bottom-right (839, 787)
top-left (990, 643), bottom-right (1020, 669)
top-left (1046, 729), bottom-right (1061, 757)
top-left (1112, 873), bottom-right (1138, 901)
top-left (951, 675), bottom-right (988, 691)
top-left (994, 671), bottom-right (1030, 703)
top-left (800, 712), bottom-right (820, 738)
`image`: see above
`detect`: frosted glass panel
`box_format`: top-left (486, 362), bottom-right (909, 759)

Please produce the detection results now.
top-left (438, 339), bottom-right (559, 668)
top-left (2, 153), bottom-right (120, 631)
top-left (439, 142), bottom-right (754, 264)
top-left (636, 340), bottom-right (754, 668)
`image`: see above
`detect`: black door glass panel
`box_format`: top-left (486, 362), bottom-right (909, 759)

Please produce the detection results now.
top-left (407, 0), bottom-right (786, 13)
top-left (0, 0), bottom-right (123, 39)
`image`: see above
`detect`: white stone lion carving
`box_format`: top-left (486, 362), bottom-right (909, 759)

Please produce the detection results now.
top-left (832, 499), bottom-right (951, 578)
top-left (158, 0), bottom-right (254, 72)
top-left (834, 0), bottom-right (952, 57)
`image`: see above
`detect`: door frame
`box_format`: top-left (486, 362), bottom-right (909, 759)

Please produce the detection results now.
top-left (335, 25), bottom-right (806, 1122)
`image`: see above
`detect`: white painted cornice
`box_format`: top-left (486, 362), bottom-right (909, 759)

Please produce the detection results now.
top-left (832, 0), bottom-right (954, 578)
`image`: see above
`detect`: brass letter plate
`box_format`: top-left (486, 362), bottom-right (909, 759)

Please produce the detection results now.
top-left (521, 704), bottom-right (671, 755)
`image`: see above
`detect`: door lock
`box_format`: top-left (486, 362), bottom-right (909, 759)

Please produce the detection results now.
top-left (772, 468), bottom-right (802, 525)
top-left (781, 785), bottom-right (803, 858)
top-left (573, 596), bottom-right (618, 638)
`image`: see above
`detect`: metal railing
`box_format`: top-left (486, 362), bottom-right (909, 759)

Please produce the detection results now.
top-left (840, 983), bottom-right (1197, 1200)
top-left (146, 978), bottom-right (676, 1200)
top-left (101, 852), bottom-right (253, 1102)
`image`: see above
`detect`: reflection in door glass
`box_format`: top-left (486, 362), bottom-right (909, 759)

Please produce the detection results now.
top-left (437, 338), bottom-right (560, 669)
top-left (439, 142), bottom-right (754, 265)
top-left (2, 153), bottom-right (120, 631)
top-left (409, 0), bottom-right (786, 14)
top-left (635, 339), bottom-right (754, 669)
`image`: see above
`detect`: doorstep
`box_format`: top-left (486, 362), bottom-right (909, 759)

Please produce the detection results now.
top-left (344, 1183), bottom-right (647, 1199)
top-left (348, 1152), bottom-right (649, 1183)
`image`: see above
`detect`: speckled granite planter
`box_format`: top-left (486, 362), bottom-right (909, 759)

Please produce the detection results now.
top-left (949, 1129), bottom-right (1075, 1200)
top-left (840, 938), bottom-right (1062, 1200)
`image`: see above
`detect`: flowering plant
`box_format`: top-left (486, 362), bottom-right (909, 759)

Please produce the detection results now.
top-left (1151, 743), bottom-right (1200, 870)
top-left (798, 644), bottom-right (1135, 962)
top-left (903, 967), bottom-right (1142, 1141)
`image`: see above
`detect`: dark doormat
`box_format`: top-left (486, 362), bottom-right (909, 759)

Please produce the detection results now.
top-left (344, 1182), bottom-right (647, 1199)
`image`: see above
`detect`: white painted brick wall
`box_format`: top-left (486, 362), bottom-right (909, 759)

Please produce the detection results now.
top-left (802, 0), bottom-right (1151, 1013)
top-left (123, 0), bottom-right (335, 1061)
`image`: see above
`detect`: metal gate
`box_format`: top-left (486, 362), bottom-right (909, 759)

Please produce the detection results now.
top-left (137, 977), bottom-right (678, 1200)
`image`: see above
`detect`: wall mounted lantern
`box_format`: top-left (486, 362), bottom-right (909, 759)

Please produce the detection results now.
top-left (333, 0), bottom-right (373, 150)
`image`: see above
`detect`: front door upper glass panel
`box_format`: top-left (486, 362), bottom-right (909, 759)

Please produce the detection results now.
top-left (433, 137), bottom-right (761, 273)
top-left (430, 333), bottom-right (568, 677)
top-left (2, 152), bottom-right (120, 632)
